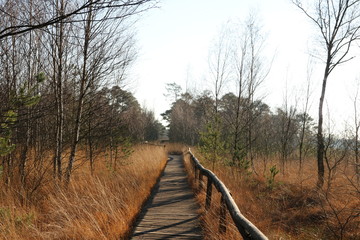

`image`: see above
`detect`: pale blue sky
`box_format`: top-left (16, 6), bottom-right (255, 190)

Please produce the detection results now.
top-left (132, 0), bottom-right (360, 131)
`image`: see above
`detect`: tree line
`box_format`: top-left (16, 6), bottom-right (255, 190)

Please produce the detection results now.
top-left (163, 84), bottom-right (314, 171)
top-left (0, 0), bottom-right (162, 187)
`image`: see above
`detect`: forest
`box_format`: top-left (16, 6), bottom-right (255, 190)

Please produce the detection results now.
top-left (0, 0), bottom-right (359, 239)
top-left (0, 0), bottom-right (163, 182)
top-left (0, 0), bottom-right (168, 239)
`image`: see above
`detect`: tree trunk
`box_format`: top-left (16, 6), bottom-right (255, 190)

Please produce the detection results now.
top-left (53, 0), bottom-right (65, 181)
top-left (299, 113), bottom-right (306, 172)
top-left (114, 146), bottom-right (118, 171)
top-left (299, 77), bottom-right (311, 173)
top-left (88, 114), bottom-right (94, 175)
top-left (233, 58), bottom-right (244, 165)
top-left (65, 4), bottom-right (92, 184)
top-left (355, 124), bottom-right (359, 183)
top-left (65, 96), bottom-right (84, 183)
top-left (19, 126), bottom-right (30, 186)
top-left (317, 65), bottom-right (330, 188)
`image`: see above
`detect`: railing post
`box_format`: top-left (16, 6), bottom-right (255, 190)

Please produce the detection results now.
top-left (198, 172), bottom-right (203, 191)
top-left (194, 165), bottom-right (198, 184)
top-left (205, 177), bottom-right (212, 210)
top-left (219, 195), bottom-right (227, 233)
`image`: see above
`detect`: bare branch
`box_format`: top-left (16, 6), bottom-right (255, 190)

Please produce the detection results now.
top-left (0, 0), bottom-right (156, 40)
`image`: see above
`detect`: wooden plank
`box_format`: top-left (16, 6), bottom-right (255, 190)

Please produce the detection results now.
top-left (131, 155), bottom-right (202, 239)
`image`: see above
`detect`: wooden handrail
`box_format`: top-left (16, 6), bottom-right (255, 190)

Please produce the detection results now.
top-left (187, 149), bottom-right (268, 240)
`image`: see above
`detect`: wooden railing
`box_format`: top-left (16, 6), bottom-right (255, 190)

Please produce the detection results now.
top-left (187, 149), bottom-right (268, 240)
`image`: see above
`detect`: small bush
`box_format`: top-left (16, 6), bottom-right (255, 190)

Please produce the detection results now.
top-left (266, 165), bottom-right (279, 189)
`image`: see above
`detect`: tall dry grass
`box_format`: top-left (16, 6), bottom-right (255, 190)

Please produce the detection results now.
top-left (0, 144), bottom-right (167, 240)
top-left (182, 147), bottom-right (360, 240)
top-left (165, 142), bottom-right (188, 155)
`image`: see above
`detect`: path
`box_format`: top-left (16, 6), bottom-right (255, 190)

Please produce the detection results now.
top-left (131, 155), bottom-right (202, 239)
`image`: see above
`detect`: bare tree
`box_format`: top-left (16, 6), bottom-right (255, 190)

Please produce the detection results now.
top-left (277, 104), bottom-right (298, 174)
top-left (231, 19), bottom-right (249, 168)
top-left (65, 1), bottom-right (94, 184)
top-left (298, 60), bottom-right (314, 172)
top-left (51, 0), bottom-right (68, 181)
top-left (65, 2), bottom-right (138, 183)
top-left (202, 15), bottom-right (269, 172)
top-left (243, 15), bottom-right (270, 173)
top-left (208, 25), bottom-right (232, 115)
top-left (293, 0), bottom-right (360, 188)
top-left (202, 25), bottom-right (232, 170)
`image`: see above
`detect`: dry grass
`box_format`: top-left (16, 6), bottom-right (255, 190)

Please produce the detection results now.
top-left (0, 144), bottom-right (167, 240)
top-left (181, 147), bottom-right (360, 240)
top-left (165, 142), bottom-right (188, 155)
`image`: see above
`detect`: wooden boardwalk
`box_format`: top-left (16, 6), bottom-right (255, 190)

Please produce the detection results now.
top-left (131, 155), bottom-right (202, 240)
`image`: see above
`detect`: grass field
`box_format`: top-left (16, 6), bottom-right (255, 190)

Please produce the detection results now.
top-left (0, 144), bottom-right (167, 239)
top-left (183, 147), bottom-right (359, 240)
top-left (1, 143), bottom-right (358, 239)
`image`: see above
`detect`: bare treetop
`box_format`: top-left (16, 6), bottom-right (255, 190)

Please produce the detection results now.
top-left (293, 0), bottom-right (360, 72)
top-left (0, 0), bottom-right (156, 40)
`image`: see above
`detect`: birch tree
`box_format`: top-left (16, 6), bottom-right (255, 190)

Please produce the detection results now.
top-left (293, 0), bottom-right (360, 188)
top-left (65, 2), bottom-right (138, 183)
top-left (241, 15), bottom-right (269, 172)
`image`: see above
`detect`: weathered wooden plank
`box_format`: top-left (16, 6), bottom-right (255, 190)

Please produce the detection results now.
top-left (131, 155), bottom-right (202, 239)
